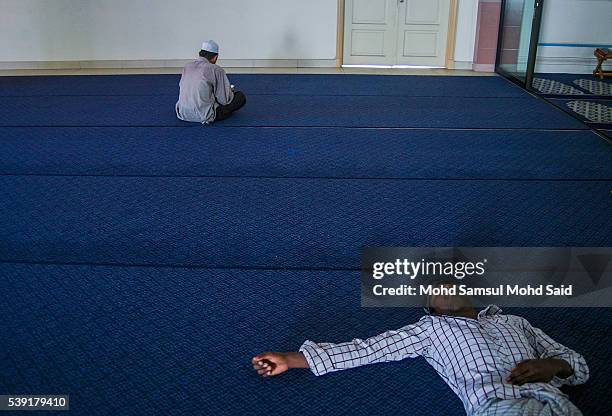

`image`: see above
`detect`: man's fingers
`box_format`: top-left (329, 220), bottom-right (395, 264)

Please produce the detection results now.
top-left (252, 357), bottom-right (270, 368)
top-left (512, 369), bottom-right (532, 382)
top-left (518, 370), bottom-right (545, 384)
top-left (509, 367), bottom-right (529, 380)
top-left (252, 354), bottom-right (268, 363)
top-left (252, 355), bottom-right (268, 363)
top-left (252, 353), bottom-right (284, 378)
top-left (252, 359), bottom-right (276, 377)
top-left (508, 362), bottom-right (531, 380)
top-left (511, 361), bottom-right (530, 372)
top-left (253, 353), bottom-right (276, 364)
top-left (512, 369), bottom-right (535, 385)
top-left (253, 361), bottom-right (274, 370)
top-left (513, 377), bottom-right (529, 385)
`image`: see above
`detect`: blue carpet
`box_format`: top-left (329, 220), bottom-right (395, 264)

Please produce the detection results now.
top-left (535, 73), bottom-right (612, 97)
top-left (1, 177), bottom-right (610, 268)
top-left (0, 127), bottom-right (610, 180)
top-left (549, 98), bottom-right (612, 129)
top-left (0, 74), bottom-right (527, 97)
top-left (0, 74), bottom-right (609, 416)
top-left (1, 263), bottom-right (610, 416)
top-left (0, 95), bottom-right (587, 129)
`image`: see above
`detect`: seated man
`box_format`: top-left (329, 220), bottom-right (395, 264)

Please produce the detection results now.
top-left (176, 40), bottom-right (246, 124)
top-left (252, 283), bottom-right (588, 416)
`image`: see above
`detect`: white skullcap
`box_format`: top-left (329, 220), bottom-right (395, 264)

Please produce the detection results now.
top-left (201, 40), bottom-right (219, 54)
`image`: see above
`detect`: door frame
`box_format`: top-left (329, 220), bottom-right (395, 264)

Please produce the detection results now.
top-left (336, 0), bottom-right (459, 68)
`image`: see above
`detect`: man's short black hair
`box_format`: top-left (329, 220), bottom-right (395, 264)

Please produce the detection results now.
top-left (199, 50), bottom-right (218, 60)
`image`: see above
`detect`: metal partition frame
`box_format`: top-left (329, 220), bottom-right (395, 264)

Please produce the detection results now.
top-left (495, 0), bottom-right (545, 90)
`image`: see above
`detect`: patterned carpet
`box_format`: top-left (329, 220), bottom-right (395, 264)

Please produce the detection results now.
top-left (1, 74), bottom-right (610, 415)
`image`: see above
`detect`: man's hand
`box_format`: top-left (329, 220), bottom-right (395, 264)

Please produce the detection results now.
top-left (507, 358), bottom-right (573, 385)
top-left (252, 352), bottom-right (308, 378)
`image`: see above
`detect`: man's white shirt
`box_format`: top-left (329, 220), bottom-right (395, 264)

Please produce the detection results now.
top-left (300, 305), bottom-right (588, 415)
top-left (176, 58), bottom-right (234, 124)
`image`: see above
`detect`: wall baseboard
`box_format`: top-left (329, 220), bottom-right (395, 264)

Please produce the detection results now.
top-left (470, 57), bottom-right (602, 75)
top-left (453, 61), bottom-right (474, 70)
top-left (0, 58), bottom-right (338, 70)
top-left (534, 56), bottom-right (600, 75)
top-left (472, 63), bottom-right (494, 72)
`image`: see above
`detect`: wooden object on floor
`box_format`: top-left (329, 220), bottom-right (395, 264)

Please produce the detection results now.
top-left (594, 48), bottom-right (612, 79)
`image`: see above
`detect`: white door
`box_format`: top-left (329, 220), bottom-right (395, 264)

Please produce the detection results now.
top-left (343, 0), bottom-right (398, 65)
top-left (396, 0), bottom-right (451, 66)
top-left (344, 0), bottom-right (451, 67)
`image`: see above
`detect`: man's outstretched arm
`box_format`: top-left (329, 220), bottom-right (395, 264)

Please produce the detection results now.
top-left (252, 319), bottom-right (431, 378)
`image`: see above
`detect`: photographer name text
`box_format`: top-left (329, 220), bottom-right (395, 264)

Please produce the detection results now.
top-left (372, 284), bottom-right (573, 297)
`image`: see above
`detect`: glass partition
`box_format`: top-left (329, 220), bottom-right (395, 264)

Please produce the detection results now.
top-left (496, 0), bottom-right (544, 87)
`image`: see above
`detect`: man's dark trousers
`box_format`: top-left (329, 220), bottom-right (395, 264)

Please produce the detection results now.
top-left (216, 91), bottom-right (247, 121)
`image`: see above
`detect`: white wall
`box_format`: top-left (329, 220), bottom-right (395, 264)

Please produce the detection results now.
top-left (454, 0), bottom-right (479, 69)
top-left (537, 0), bottom-right (612, 73)
top-left (0, 0), bottom-right (479, 70)
top-left (0, 0), bottom-right (338, 64)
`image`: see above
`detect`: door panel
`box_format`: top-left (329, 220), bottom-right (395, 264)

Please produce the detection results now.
top-left (396, 0), bottom-right (450, 66)
top-left (351, 31), bottom-right (387, 56)
top-left (402, 31), bottom-right (439, 57)
top-left (352, 0), bottom-right (388, 23)
top-left (343, 0), bottom-right (451, 66)
top-left (405, 0), bottom-right (440, 24)
top-left (344, 0), bottom-right (397, 64)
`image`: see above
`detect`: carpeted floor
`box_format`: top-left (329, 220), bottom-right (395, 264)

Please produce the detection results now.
top-left (0, 74), bottom-right (526, 97)
top-left (1, 128), bottom-right (610, 179)
top-left (0, 74), bottom-right (611, 416)
top-left (532, 73), bottom-right (612, 98)
top-left (531, 73), bottom-right (612, 134)
top-left (549, 98), bottom-right (612, 130)
top-left (0, 95), bottom-right (588, 129)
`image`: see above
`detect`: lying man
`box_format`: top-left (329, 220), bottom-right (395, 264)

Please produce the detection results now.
top-left (252, 283), bottom-right (588, 415)
top-left (176, 40), bottom-right (246, 124)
